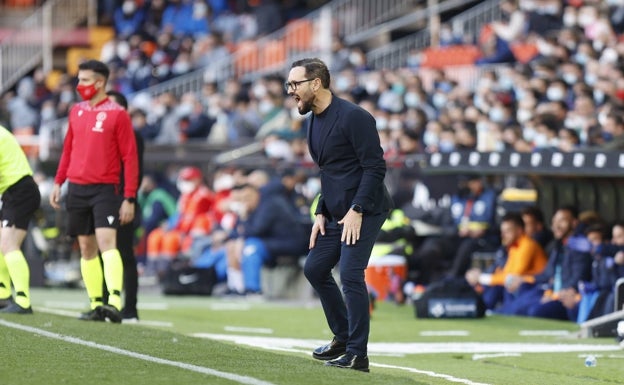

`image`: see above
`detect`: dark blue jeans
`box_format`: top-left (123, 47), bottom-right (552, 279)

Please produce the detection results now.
top-left (304, 213), bottom-right (387, 357)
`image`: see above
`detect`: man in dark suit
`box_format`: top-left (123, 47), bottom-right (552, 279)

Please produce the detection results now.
top-left (286, 58), bottom-right (392, 373)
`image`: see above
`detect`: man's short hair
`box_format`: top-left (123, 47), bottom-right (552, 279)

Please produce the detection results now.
top-left (290, 58), bottom-right (331, 89)
top-left (78, 60), bottom-right (110, 80)
top-left (501, 212), bottom-right (524, 229)
top-left (106, 90), bottom-right (128, 110)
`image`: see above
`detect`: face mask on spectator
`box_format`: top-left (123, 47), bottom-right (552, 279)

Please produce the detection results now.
top-left (365, 81), bottom-right (379, 95)
top-left (584, 73), bottom-right (597, 85)
top-left (376, 117), bottom-right (388, 130)
top-left (193, 2), bottom-right (207, 19)
top-left (172, 61), bottom-right (191, 74)
top-left (177, 180), bottom-right (197, 194)
top-left (600, 47), bottom-right (618, 64)
top-left (122, 0), bottom-right (136, 15)
top-left (432, 93), bottom-right (447, 109)
top-left (334, 76), bottom-right (350, 92)
top-left (388, 119), bottom-right (402, 130)
top-left (258, 99), bottom-right (274, 115)
top-left (598, 112), bottom-right (608, 126)
top-left (60, 90), bottom-right (74, 103)
top-left (438, 140), bottom-right (454, 152)
top-left (562, 73), bottom-right (578, 85)
top-left (563, 13), bottom-right (577, 27)
top-left (489, 108), bottom-right (506, 123)
top-left (592, 40), bottom-right (605, 52)
top-left (532, 132), bottom-right (549, 148)
top-left (574, 53), bottom-right (589, 66)
top-left (593, 90), bottom-right (605, 104)
top-left (177, 102), bottom-right (193, 117)
top-left (349, 52), bottom-right (364, 67)
top-left (546, 87), bottom-right (565, 101)
top-left (517, 109), bottom-right (532, 123)
top-left (404, 92), bottom-right (420, 108)
top-left (498, 76), bottom-right (514, 90)
top-left (252, 84), bottom-right (266, 99)
top-left (578, 11), bottom-right (596, 27)
top-left (423, 131), bottom-right (438, 147)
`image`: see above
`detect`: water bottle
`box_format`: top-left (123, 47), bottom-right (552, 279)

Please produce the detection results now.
top-left (584, 355), bottom-right (597, 367)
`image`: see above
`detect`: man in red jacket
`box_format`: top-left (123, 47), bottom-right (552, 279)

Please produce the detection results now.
top-left (50, 60), bottom-right (138, 323)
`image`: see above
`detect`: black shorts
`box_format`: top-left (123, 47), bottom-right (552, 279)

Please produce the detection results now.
top-left (66, 183), bottom-right (122, 236)
top-left (1, 175), bottom-right (41, 230)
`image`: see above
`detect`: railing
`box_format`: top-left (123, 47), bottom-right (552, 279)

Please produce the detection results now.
top-left (0, 0), bottom-right (93, 95)
top-left (129, 0), bottom-right (416, 100)
top-left (366, 0), bottom-right (502, 70)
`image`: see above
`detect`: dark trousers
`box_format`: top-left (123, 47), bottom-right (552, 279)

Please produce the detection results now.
top-left (117, 220), bottom-right (138, 313)
top-left (304, 213), bottom-right (386, 357)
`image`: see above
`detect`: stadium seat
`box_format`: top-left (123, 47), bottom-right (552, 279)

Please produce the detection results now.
top-left (260, 39), bottom-right (286, 70)
top-left (234, 40), bottom-right (259, 76)
top-left (420, 45), bottom-right (481, 69)
top-left (5, 0), bottom-right (35, 7)
top-left (510, 42), bottom-right (538, 64)
top-left (284, 19), bottom-right (313, 51)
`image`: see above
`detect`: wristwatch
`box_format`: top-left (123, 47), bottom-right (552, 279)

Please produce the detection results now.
top-left (125, 197), bottom-right (136, 204)
top-left (350, 204), bottom-right (363, 214)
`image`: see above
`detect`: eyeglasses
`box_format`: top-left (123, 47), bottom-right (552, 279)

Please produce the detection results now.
top-left (284, 78), bottom-right (314, 92)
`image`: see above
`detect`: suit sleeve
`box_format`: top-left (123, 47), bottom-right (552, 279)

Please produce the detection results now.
top-left (344, 108), bottom-right (386, 210)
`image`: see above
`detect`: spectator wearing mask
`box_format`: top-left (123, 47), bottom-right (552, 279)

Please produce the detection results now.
top-left (146, 166), bottom-right (214, 277)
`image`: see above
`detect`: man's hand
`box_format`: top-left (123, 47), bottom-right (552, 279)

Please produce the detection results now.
top-left (309, 214), bottom-right (326, 249)
top-left (504, 274), bottom-right (523, 293)
top-left (338, 209), bottom-right (362, 245)
top-left (49, 184), bottom-right (62, 209)
top-left (465, 268), bottom-right (481, 287)
top-left (119, 199), bottom-right (135, 225)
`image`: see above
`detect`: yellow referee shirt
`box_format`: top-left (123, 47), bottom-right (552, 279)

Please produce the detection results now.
top-left (0, 125), bottom-right (33, 194)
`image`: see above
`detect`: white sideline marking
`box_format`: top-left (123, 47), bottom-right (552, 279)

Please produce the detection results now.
top-left (193, 333), bottom-right (623, 354)
top-left (519, 330), bottom-right (572, 336)
top-left (210, 303), bottom-right (251, 311)
top-left (0, 319), bottom-right (276, 385)
top-left (472, 353), bottom-right (521, 361)
top-left (420, 330), bottom-right (470, 337)
top-left (371, 362), bottom-right (491, 385)
top-left (225, 326), bottom-right (274, 334)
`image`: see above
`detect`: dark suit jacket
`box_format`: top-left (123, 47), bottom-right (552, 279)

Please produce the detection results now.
top-left (306, 95), bottom-right (392, 220)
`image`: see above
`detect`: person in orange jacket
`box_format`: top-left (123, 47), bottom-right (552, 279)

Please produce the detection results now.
top-left (465, 211), bottom-right (548, 311)
top-left (146, 166), bottom-right (215, 277)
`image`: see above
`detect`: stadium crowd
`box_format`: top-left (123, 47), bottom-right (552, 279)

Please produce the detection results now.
top-left (0, 0), bottom-right (623, 324)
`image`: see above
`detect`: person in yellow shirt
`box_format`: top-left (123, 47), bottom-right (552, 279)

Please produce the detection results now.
top-left (0, 125), bottom-right (42, 314)
top-left (465, 212), bottom-right (547, 311)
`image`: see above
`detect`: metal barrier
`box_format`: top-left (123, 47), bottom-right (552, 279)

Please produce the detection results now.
top-left (0, 0), bottom-right (93, 95)
top-left (129, 0), bottom-right (416, 100)
top-left (366, 0), bottom-right (501, 70)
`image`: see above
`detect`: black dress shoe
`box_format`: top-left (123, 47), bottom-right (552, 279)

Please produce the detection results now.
top-left (312, 337), bottom-right (347, 361)
top-left (325, 352), bottom-right (369, 372)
